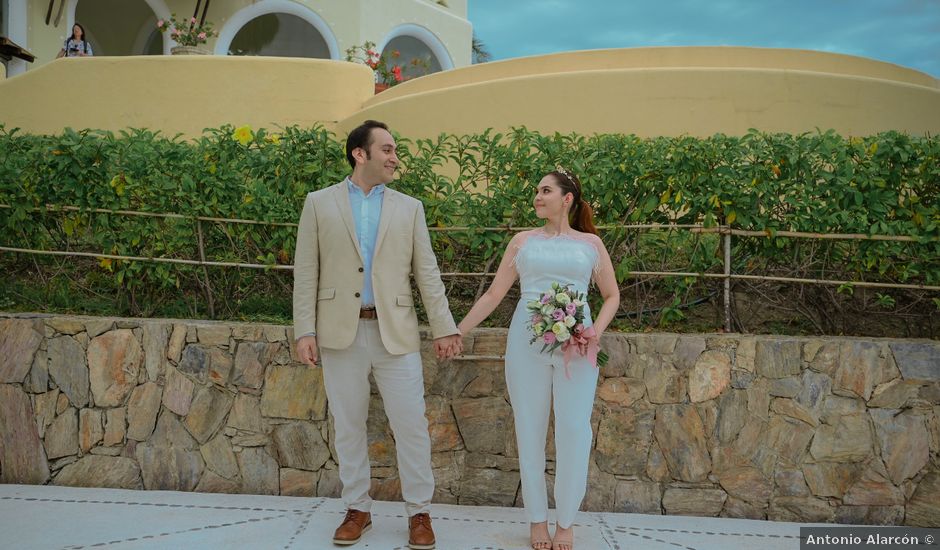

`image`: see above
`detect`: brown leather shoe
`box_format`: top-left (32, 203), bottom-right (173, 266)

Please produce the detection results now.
top-left (333, 509), bottom-right (371, 546)
top-left (408, 512), bottom-right (435, 549)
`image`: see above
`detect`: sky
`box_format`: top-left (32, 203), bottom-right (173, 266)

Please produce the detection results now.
top-left (467, 0), bottom-right (940, 79)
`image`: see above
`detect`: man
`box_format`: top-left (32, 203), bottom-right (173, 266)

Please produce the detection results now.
top-left (293, 120), bottom-right (462, 549)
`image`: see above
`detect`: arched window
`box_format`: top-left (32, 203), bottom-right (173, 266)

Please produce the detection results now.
top-left (228, 13), bottom-right (329, 58)
top-left (71, 0), bottom-right (169, 56)
top-left (381, 35), bottom-right (442, 77)
top-left (379, 24), bottom-right (453, 75)
top-left (215, 1), bottom-right (338, 59)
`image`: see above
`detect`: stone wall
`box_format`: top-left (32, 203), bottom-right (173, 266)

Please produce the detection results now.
top-left (1, 313), bottom-right (938, 526)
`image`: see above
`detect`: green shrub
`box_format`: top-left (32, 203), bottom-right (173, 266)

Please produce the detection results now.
top-left (1, 125), bottom-right (937, 335)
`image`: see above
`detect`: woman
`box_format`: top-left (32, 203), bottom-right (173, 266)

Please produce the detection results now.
top-left (57, 23), bottom-right (93, 58)
top-left (457, 169), bottom-right (619, 550)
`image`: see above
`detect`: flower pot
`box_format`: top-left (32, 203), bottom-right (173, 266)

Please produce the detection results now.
top-left (374, 83), bottom-right (390, 94)
top-left (171, 45), bottom-right (209, 55)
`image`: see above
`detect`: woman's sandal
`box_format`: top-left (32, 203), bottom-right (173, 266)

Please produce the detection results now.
top-left (530, 522), bottom-right (552, 550)
top-left (552, 525), bottom-right (574, 550)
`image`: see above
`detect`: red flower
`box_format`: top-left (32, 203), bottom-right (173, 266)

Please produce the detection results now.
top-left (392, 65), bottom-right (403, 82)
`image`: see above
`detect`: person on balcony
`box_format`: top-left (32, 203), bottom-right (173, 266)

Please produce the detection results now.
top-left (56, 23), bottom-right (93, 58)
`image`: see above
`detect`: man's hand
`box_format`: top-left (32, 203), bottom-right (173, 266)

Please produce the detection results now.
top-left (433, 334), bottom-right (463, 359)
top-left (296, 335), bottom-right (320, 367)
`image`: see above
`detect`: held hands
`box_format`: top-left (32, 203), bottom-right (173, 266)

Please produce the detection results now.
top-left (433, 334), bottom-right (463, 360)
top-left (296, 335), bottom-right (320, 367)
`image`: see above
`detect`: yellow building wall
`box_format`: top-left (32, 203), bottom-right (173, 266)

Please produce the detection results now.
top-left (341, 65), bottom-right (940, 139)
top-left (0, 56), bottom-right (374, 136)
top-left (25, 0), bottom-right (67, 67)
top-left (366, 46), bottom-right (940, 106)
top-left (200, 0), bottom-right (359, 57)
top-left (358, 0), bottom-right (472, 67)
top-left (15, 0), bottom-right (471, 73)
top-left (2, 47), bottom-right (938, 139)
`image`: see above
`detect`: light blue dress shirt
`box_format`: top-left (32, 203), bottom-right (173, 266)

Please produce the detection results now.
top-left (347, 178), bottom-right (384, 307)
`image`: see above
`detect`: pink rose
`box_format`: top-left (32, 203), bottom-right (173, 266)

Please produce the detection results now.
top-left (191, 17), bottom-right (197, 23)
top-left (530, 314), bottom-right (543, 324)
top-left (552, 309), bottom-right (565, 321)
top-left (565, 303), bottom-right (576, 315)
top-left (540, 293), bottom-right (552, 304)
top-left (157, 19), bottom-right (164, 28)
top-left (198, 32), bottom-right (206, 40)
top-left (544, 333), bottom-right (556, 345)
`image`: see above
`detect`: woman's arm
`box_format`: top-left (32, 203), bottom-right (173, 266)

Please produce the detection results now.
top-left (457, 232), bottom-right (524, 335)
top-left (590, 235), bottom-right (620, 336)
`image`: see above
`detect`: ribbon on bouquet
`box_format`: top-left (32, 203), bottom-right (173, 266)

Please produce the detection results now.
top-left (561, 325), bottom-right (600, 378)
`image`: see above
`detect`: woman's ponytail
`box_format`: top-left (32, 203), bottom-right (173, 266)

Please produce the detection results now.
top-left (550, 169), bottom-right (598, 235)
top-left (570, 198), bottom-right (598, 235)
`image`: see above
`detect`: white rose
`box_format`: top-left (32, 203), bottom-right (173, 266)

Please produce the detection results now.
top-left (556, 329), bottom-right (571, 342)
top-left (527, 300), bottom-right (542, 310)
top-left (555, 293), bottom-right (571, 305)
top-left (564, 315), bottom-right (576, 328)
top-left (534, 322), bottom-right (546, 336)
top-left (541, 304), bottom-right (555, 316)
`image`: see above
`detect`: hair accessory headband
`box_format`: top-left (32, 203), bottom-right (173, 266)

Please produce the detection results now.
top-left (555, 167), bottom-right (581, 194)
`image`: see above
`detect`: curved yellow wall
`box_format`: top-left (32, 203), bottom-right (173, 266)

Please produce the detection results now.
top-left (366, 46), bottom-right (940, 106)
top-left (341, 47), bottom-right (940, 138)
top-left (0, 56), bottom-right (373, 136)
top-left (2, 47), bottom-right (938, 139)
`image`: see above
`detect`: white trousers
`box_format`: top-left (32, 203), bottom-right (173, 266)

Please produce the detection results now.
top-left (320, 319), bottom-right (433, 516)
top-left (506, 302), bottom-right (599, 528)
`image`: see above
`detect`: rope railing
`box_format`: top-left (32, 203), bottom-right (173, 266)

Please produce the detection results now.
top-left (1, 204), bottom-right (935, 241)
top-left (2, 203), bottom-right (938, 330)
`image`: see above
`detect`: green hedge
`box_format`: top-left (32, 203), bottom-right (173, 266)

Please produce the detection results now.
top-left (1, 125), bottom-right (937, 333)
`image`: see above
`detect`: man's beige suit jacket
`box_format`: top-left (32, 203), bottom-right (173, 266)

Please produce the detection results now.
top-left (293, 181), bottom-right (458, 355)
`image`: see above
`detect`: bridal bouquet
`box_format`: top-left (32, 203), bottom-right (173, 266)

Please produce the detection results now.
top-left (525, 282), bottom-right (608, 372)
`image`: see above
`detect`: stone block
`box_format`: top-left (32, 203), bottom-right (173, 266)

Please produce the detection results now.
top-left (126, 382), bottom-right (162, 441)
top-left (237, 447), bottom-right (279, 495)
top-left (595, 408), bottom-right (654, 475)
top-left (0, 384), bottom-right (50, 484)
top-left (47, 336), bottom-right (89, 407)
top-left (54, 455), bottom-right (141, 489)
top-left (0, 318), bottom-right (43, 384)
top-left (272, 421), bottom-right (331, 471)
top-left (88, 330), bottom-right (142, 407)
top-left (662, 488), bottom-right (726, 516)
top-left (260, 365), bottom-right (326, 420)
top-left (654, 405), bottom-right (711, 482)
top-left (689, 350), bottom-right (731, 403)
top-left (452, 397), bottom-right (513, 455)
top-left (184, 386), bottom-right (235, 444)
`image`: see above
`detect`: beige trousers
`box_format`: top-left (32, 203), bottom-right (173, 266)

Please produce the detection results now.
top-left (319, 319), bottom-right (433, 516)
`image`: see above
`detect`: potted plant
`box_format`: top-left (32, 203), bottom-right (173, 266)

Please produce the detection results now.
top-left (157, 14), bottom-right (217, 55)
top-left (345, 41), bottom-right (430, 93)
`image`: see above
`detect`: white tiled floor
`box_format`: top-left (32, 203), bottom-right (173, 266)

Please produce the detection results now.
top-left (0, 484), bottom-right (809, 549)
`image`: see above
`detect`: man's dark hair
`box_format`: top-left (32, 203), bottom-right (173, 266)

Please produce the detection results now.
top-left (345, 120), bottom-right (389, 170)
